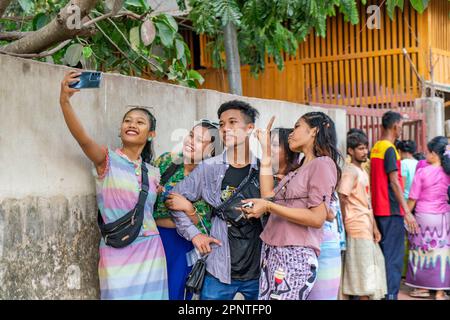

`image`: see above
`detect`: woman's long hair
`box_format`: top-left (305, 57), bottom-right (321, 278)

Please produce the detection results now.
top-left (427, 136), bottom-right (450, 175)
top-left (300, 112), bottom-right (343, 184)
top-left (122, 107), bottom-right (156, 164)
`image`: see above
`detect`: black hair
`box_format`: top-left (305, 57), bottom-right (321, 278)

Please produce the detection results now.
top-left (194, 120), bottom-right (222, 157)
top-left (217, 100), bottom-right (260, 124)
top-left (122, 107), bottom-right (156, 163)
top-left (382, 111), bottom-right (402, 130)
top-left (396, 140), bottom-right (417, 154)
top-left (347, 128), bottom-right (367, 137)
top-left (347, 132), bottom-right (369, 151)
top-left (413, 152), bottom-right (426, 161)
top-left (427, 136), bottom-right (450, 175)
top-left (300, 112), bottom-right (343, 185)
top-left (272, 128), bottom-right (300, 173)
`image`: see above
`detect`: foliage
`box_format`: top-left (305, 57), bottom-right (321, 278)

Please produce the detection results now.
top-left (0, 0), bottom-right (204, 88)
top-left (187, 0), bottom-right (432, 75)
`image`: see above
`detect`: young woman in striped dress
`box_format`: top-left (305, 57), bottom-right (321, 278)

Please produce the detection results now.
top-left (59, 71), bottom-right (168, 300)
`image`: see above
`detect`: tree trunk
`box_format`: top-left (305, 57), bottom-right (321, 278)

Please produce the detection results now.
top-left (223, 21), bottom-right (242, 95)
top-left (1, 0), bottom-right (100, 54)
top-left (0, 0), bottom-right (13, 18)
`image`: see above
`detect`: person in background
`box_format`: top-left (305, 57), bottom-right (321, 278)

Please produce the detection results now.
top-left (152, 120), bottom-right (220, 300)
top-left (370, 111), bottom-right (418, 300)
top-left (396, 140), bottom-right (418, 200)
top-left (307, 193), bottom-right (344, 300)
top-left (405, 136), bottom-right (450, 300)
top-left (270, 128), bottom-right (299, 184)
top-left (346, 128), bottom-right (370, 178)
top-left (339, 132), bottom-right (387, 300)
top-left (396, 140), bottom-right (419, 279)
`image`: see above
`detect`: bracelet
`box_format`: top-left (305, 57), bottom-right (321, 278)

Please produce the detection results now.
top-left (187, 207), bottom-right (197, 217)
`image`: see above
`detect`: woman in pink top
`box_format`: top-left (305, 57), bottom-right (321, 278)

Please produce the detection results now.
top-left (405, 136), bottom-right (450, 300)
top-left (240, 112), bottom-right (340, 300)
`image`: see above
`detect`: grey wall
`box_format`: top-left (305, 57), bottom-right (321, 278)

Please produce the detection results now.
top-left (0, 54), bottom-right (346, 299)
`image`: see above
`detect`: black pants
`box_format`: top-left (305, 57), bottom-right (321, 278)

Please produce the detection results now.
top-left (375, 215), bottom-right (405, 300)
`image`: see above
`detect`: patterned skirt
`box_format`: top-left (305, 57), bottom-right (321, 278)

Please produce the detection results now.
top-left (259, 243), bottom-right (318, 300)
top-left (99, 235), bottom-right (169, 300)
top-left (405, 212), bottom-right (450, 290)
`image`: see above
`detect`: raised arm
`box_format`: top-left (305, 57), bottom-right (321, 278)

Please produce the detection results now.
top-left (257, 116), bottom-right (275, 198)
top-left (59, 71), bottom-right (106, 174)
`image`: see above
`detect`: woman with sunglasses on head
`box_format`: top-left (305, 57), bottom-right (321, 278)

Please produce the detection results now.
top-left (153, 120), bottom-right (221, 300)
top-left (241, 112), bottom-right (342, 300)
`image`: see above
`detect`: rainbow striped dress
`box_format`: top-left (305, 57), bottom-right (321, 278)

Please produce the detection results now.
top-left (95, 148), bottom-right (168, 300)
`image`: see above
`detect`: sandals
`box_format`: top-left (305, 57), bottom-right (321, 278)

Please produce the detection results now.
top-left (409, 289), bottom-right (431, 298)
top-left (435, 294), bottom-right (449, 300)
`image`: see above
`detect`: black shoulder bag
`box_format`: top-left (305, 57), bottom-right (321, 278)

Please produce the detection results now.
top-left (97, 162), bottom-right (149, 248)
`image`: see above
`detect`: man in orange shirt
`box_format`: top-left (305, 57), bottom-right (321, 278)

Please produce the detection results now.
top-left (339, 131), bottom-right (387, 300)
top-left (370, 111), bottom-right (418, 300)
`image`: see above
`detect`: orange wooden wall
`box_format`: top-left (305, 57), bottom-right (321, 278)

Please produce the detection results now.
top-left (198, 0), bottom-right (450, 107)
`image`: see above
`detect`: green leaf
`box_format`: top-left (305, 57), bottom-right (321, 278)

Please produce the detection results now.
top-left (409, 0), bottom-right (429, 14)
top-left (161, 14), bottom-right (179, 32)
top-left (155, 21), bottom-right (175, 47)
top-left (140, 0), bottom-right (150, 10)
top-left (83, 47), bottom-right (93, 59)
top-left (18, 0), bottom-right (34, 14)
top-left (187, 70), bottom-right (204, 85)
top-left (175, 39), bottom-right (185, 60)
top-left (141, 19), bottom-right (156, 46)
top-left (64, 44), bottom-right (84, 67)
top-left (32, 13), bottom-right (49, 31)
top-left (130, 26), bottom-right (141, 51)
top-left (125, 0), bottom-right (143, 7)
top-left (386, 0), bottom-right (404, 20)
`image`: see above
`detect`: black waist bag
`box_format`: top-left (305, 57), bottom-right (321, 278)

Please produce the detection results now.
top-left (214, 166), bottom-right (261, 229)
top-left (97, 162), bottom-right (149, 248)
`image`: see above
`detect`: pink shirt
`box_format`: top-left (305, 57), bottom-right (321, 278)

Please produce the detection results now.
top-left (408, 165), bottom-right (450, 214)
top-left (260, 157), bottom-right (338, 255)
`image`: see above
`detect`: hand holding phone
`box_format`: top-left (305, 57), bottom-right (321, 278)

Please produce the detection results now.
top-left (69, 71), bottom-right (102, 89)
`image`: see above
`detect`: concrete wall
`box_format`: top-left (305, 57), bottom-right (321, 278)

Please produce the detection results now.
top-left (415, 97), bottom-right (445, 142)
top-left (0, 54), bottom-right (346, 299)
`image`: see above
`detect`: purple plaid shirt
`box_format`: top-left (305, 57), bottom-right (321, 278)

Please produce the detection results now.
top-left (171, 151), bottom-right (259, 284)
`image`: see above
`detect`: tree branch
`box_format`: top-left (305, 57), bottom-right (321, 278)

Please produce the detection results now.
top-left (0, 39), bottom-right (72, 58)
top-left (0, 31), bottom-right (32, 41)
top-left (0, 0), bottom-right (13, 18)
top-left (0, 0), bottom-right (118, 54)
top-left (0, 15), bottom-right (34, 22)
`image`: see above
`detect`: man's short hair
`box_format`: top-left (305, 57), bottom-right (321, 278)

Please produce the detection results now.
top-left (347, 132), bottom-right (369, 150)
top-left (382, 111), bottom-right (402, 130)
top-left (217, 100), bottom-right (260, 124)
top-left (347, 128), bottom-right (367, 137)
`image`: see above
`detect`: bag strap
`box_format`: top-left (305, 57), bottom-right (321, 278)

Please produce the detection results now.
top-left (98, 161), bottom-right (149, 227)
top-left (160, 162), bottom-right (181, 186)
top-left (214, 164), bottom-right (259, 215)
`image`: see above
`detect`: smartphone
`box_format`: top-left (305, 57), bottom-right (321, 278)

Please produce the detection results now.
top-left (242, 202), bottom-right (254, 209)
top-left (69, 71), bottom-right (102, 89)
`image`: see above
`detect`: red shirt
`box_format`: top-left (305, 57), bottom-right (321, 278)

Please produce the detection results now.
top-left (370, 140), bottom-right (404, 217)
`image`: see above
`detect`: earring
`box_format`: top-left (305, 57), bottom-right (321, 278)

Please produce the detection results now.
top-left (147, 137), bottom-right (153, 142)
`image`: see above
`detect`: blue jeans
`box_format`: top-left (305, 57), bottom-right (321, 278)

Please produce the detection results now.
top-left (375, 215), bottom-right (405, 300)
top-left (200, 273), bottom-right (259, 300)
